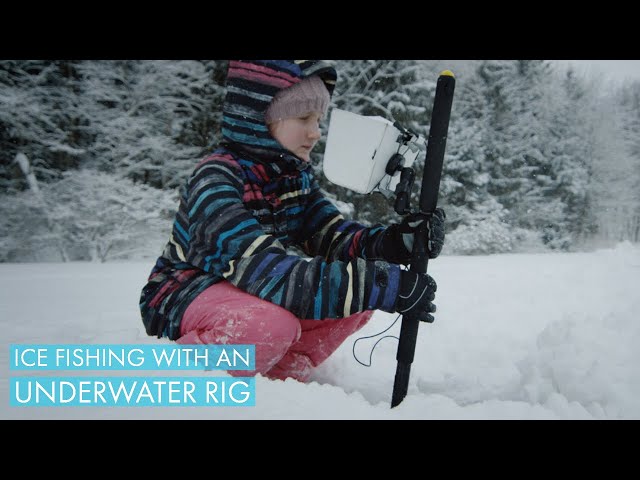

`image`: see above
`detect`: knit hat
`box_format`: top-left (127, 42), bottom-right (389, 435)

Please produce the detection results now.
top-left (264, 75), bottom-right (330, 124)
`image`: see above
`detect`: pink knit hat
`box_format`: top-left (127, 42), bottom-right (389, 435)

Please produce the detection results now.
top-left (264, 75), bottom-right (330, 124)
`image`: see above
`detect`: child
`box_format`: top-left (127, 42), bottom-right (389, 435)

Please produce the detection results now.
top-left (140, 60), bottom-right (445, 382)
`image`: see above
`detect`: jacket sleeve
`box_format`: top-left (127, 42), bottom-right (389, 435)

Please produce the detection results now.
top-left (296, 174), bottom-right (392, 263)
top-left (182, 158), bottom-right (401, 320)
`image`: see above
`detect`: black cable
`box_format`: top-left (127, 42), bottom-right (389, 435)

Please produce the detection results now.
top-left (352, 313), bottom-right (402, 367)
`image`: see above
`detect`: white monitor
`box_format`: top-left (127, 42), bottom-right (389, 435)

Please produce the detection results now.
top-left (323, 108), bottom-right (423, 196)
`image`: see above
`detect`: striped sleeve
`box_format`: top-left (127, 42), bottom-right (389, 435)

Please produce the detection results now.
top-left (184, 158), bottom-right (401, 319)
top-left (298, 178), bottom-right (391, 263)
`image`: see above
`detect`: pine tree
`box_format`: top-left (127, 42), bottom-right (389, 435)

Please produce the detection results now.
top-left (599, 81), bottom-right (640, 243)
top-left (441, 69), bottom-right (513, 254)
top-left (478, 60), bottom-right (581, 249)
top-left (619, 81), bottom-right (640, 242)
top-left (547, 68), bottom-right (599, 247)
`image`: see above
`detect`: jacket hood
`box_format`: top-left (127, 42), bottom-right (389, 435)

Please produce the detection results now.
top-left (221, 60), bottom-right (337, 167)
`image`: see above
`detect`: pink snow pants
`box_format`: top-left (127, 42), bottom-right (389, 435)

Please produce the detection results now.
top-left (177, 281), bottom-right (374, 382)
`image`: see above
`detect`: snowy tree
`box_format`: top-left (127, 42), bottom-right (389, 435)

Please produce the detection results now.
top-left (618, 81), bottom-right (640, 242)
top-left (544, 67), bottom-right (599, 248)
top-left (443, 196), bottom-right (515, 255)
top-left (3, 59), bottom-right (636, 262)
top-left (0, 169), bottom-right (177, 262)
top-left (481, 61), bottom-right (548, 218)
top-left (331, 60), bottom-right (434, 132)
top-left (0, 152), bottom-right (70, 262)
top-left (441, 68), bottom-right (514, 254)
top-left (477, 60), bottom-right (585, 249)
top-left (178, 60), bottom-right (228, 151)
top-left (76, 60), bottom-right (226, 189)
top-left (0, 60), bottom-right (87, 191)
top-left (590, 81), bottom-right (640, 244)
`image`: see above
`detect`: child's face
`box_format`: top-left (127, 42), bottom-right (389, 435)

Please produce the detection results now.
top-left (268, 111), bottom-right (323, 162)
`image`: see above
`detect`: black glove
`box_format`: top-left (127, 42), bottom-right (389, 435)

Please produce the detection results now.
top-left (395, 270), bottom-right (438, 323)
top-left (382, 208), bottom-right (446, 265)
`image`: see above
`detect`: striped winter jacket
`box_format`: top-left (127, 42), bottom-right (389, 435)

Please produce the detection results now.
top-left (139, 60), bottom-right (402, 340)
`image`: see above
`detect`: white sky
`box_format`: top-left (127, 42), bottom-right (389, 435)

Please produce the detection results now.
top-left (551, 60), bottom-right (640, 85)
top-left (2, 242), bottom-right (639, 419)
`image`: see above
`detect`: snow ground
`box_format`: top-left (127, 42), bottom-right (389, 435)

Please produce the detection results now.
top-left (1, 243), bottom-right (638, 419)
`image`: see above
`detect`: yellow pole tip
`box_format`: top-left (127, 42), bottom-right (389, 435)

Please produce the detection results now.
top-left (440, 70), bottom-right (455, 77)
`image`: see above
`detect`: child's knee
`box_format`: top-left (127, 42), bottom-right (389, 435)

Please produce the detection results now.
top-left (264, 307), bottom-right (301, 345)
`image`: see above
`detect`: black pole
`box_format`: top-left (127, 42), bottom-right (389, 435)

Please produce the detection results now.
top-left (391, 71), bottom-right (455, 408)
